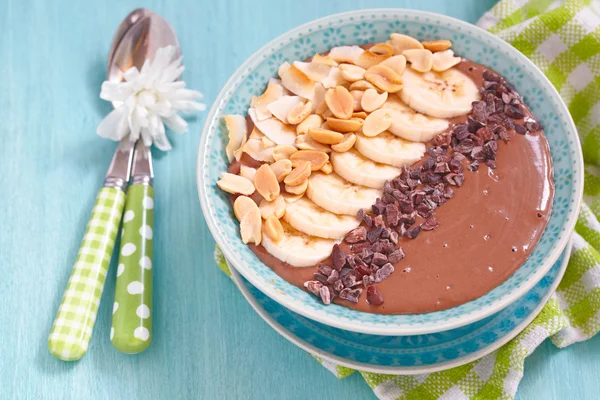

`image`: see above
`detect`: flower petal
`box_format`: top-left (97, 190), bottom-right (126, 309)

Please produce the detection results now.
top-left (163, 114), bottom-right (188, 133)
top-left (97, 106), bottom-right (129, 141)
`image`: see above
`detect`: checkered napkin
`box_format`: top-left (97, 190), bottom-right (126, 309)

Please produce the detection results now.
top-left (215, 1), bottom-right (600, 398)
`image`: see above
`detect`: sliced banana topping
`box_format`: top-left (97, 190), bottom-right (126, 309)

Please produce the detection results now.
top-left (306, 172), bottom-right (382, 216)
top-left (355, 131), bottom-right (426, 167)
top-left (330, 149), bottom-right (401, 189)
top-left (283, 197), bottom-right (360, 239)
top-left (400, 67), bottom-right (480, 118)
top-left (262, 221), bottom-right (339, 267)
top-left (217, 31), bottom-right (474, 265)
top-left (381, 96), bottom-right (449, 142)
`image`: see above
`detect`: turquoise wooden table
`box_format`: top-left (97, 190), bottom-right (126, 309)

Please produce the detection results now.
top-left (1, 0), bottom-right (599, 398)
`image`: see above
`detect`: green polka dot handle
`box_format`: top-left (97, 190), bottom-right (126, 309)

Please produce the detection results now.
top-left (48, 187), bottom-right (126, 361)
top-left (111, 183), bottom-right (154, 353)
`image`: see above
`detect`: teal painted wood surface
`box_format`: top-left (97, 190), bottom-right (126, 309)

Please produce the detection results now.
top-left (0, 0), bottom-right (599, 398)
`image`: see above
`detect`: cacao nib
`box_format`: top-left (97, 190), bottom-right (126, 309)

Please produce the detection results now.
top-left (373, 214), bottom-right (385, 227)
top-left (525, 120), bottom-right (541, 132)
top-left (362, 275), bottom-right (373, 288)
top-left (333, 279), bottom-right (344, 293)
top-left (382, 193), bottom-right (396, 204)
top-left (406, 226), bottom-right (421, 239)
top-left (314, 273), bottom-right (328, 284)
top-left (514, 124), bottom-right (527, 134)
top-left (332, 244), bottom-right (347, 270)
top-left (483, 69), bottom-right (501, 82)
top-left (326, 269), bottom-right (339, 284)
top-left (476, 126), bottom-right (494, 141)
top-left (372, 198), bottom-right (386, 215)
top-left (448, 158), bottom-right (463, 173)
top-left (421, 217), bottom-right (440, 231)
top-left (372, 252), bottom-right (388, 266)
top-left (319, 286), bottom-right (332, 304)
top-left (455, 138), bottom-right (475, 154)
top-left (351, 241), bottom-right (372, 253)
top-left (483, 140), bottom-right (498, 159)
top-left (366, 286), bottom-right (384, 305)
top-left (346, 226), bottom-right (367, 243)
top-left (341, 271), bottom-right (360, 288)
top-left (423, 157), bottom-right (436, 171)
top-left (383, 180), bottom-right (392, 194)
top-left (434, 162), bottom-right (451, 174)
top-left (467, 160), bottom-right (480, 171)
top-left (390, 231), bottom-right (399, 245)
top-left (375, 263), bottom-right (394, 282)
top-left (453, 123), bottom-right (470, 141)
top-left (361, 249), bottom-right (374, 264)
top-left (504, 104), bottom-right (524, 119)
top-left (367, 226), bottom-right (384, 243)
top-left (444, 186), bottom-right (455, 198)
top-left (388, 249), bottom-right (405, 264)
top-left (468, 117), bottom-right (486, 133)
top-left (385, 204), bottom-right (400, 226)
top-left (399, 198), bottom-right (414, 214)
top-left (318, 264), bottom-right (333, 276)
top-left (304, 280), bottom-right (323, 296)
top-left (433, 132), bottom-right (452, 147)
top-left (471, 146), bottom-right (485, 161)
top-left (339, 287), bottom-right (362, 303)
top-left (485, 159), bottom-right (497, 169)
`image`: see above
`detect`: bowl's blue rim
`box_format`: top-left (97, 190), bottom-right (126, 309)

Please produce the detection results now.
top-left (197, 8), bottom-right (584, 335)
top-left (228, 240), bottom-right (571, 375)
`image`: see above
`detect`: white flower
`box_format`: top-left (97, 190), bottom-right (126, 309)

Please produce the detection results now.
top-left (97, 45), bottom-right (205, 151)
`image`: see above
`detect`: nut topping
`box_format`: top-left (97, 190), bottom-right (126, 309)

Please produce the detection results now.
top-left (290, 150), bottom-right (329, 171)
top-left (233, 195), bottom-right (258, 221)
top-left (239, 207), bottom-right (262, 245)
top-left (270, 159), bottom-right (293, 182)
top-left (272, 144), bottom-right (298, 161)
top-left (403, 49), bottom-right (433, 72)
top-left (254, 164), bottom-right (280, 201)
top-left (326, 117), bottom-right (363, 133)
top-left (259, 196), bottom-right (286, 219)
top-left (361, 89), bottom-right (388, 112)
top-left (296, 114), bottom-right (323, 135)
top-left (365, 64), bottom-right (403, 93)
top-left (308, 127), bottom-right (344, 145)
top-left (325, 86), bottom-right (354, 119)
top-left (331, 133), bottom-right (357, 153)
top-left (284, 160), bottom-right (312, 186)
top-left (264, 215), bottom-right (284, 242)
top-left (422, 39), bottom-right (452, 52)
top-left (362, 109), bottom-right (393, 137)
top-left (339, 63), bottom-right (366, 82)
top-left (217, 172), bottom-right (255, 195)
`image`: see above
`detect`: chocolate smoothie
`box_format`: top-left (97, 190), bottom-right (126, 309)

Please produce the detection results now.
top-left (228, 57), bottom-right (553, 314)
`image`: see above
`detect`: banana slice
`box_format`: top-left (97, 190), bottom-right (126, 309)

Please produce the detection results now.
top-left (283, 196), bottom-right (360, 239)
top-left (380, 96), bottom-right (449, 142)
top-left (261, 221), bottom-right (338, 267)
top-left (330, 149), bottom-right (401, 189)
top-left (306, 172), bottom-right (382, 216)
top-left (355, 132), bottom-right (426, 167)
top-left (400, 67), bottom-right (480, 119)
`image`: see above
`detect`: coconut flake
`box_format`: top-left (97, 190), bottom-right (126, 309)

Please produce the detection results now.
top-left (267, 96), bottom-right (303, 123)
top-left (224, 115), bottom-right (247, 162)
top-left (328, 46), bottom-right (364, 64)
top-left (248, 108), bottom-right (296, 145)
top-left (280, 64), bottom-right (315, 99)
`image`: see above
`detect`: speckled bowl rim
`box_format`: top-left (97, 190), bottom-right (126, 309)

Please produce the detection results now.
top-left (228, 240), bottom-right (570, 374)
top-left (197, 8), bottom-right (583, 336)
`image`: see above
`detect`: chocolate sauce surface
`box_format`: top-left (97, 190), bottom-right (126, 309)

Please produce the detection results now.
top-left (231, 59), bottom-right (554, 314)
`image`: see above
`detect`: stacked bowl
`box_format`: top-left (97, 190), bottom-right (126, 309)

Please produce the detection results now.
top-left (197, 9), bottom-right (582, 374)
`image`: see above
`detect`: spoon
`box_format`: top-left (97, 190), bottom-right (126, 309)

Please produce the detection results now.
top-left (48, 9), bottom-right (178, 360)
top-left (109, 11), bottom-right (179, 354)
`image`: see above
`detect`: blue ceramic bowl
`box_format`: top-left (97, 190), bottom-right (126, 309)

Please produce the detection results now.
top-left (197, 9), bottom-right (583, 335)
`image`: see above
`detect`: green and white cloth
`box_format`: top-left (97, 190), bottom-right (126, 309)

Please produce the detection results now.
top-left (215, 1), bottom-right (600, 398)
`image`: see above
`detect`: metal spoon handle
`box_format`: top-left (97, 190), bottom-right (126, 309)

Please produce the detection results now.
top-left (111, 183), bottom-right (154, 353)
top-left (48, 187), bottom-right (126, 361)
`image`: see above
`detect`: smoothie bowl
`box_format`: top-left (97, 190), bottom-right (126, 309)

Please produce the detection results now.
top-left (197, 9), bottom-right (582, 335)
